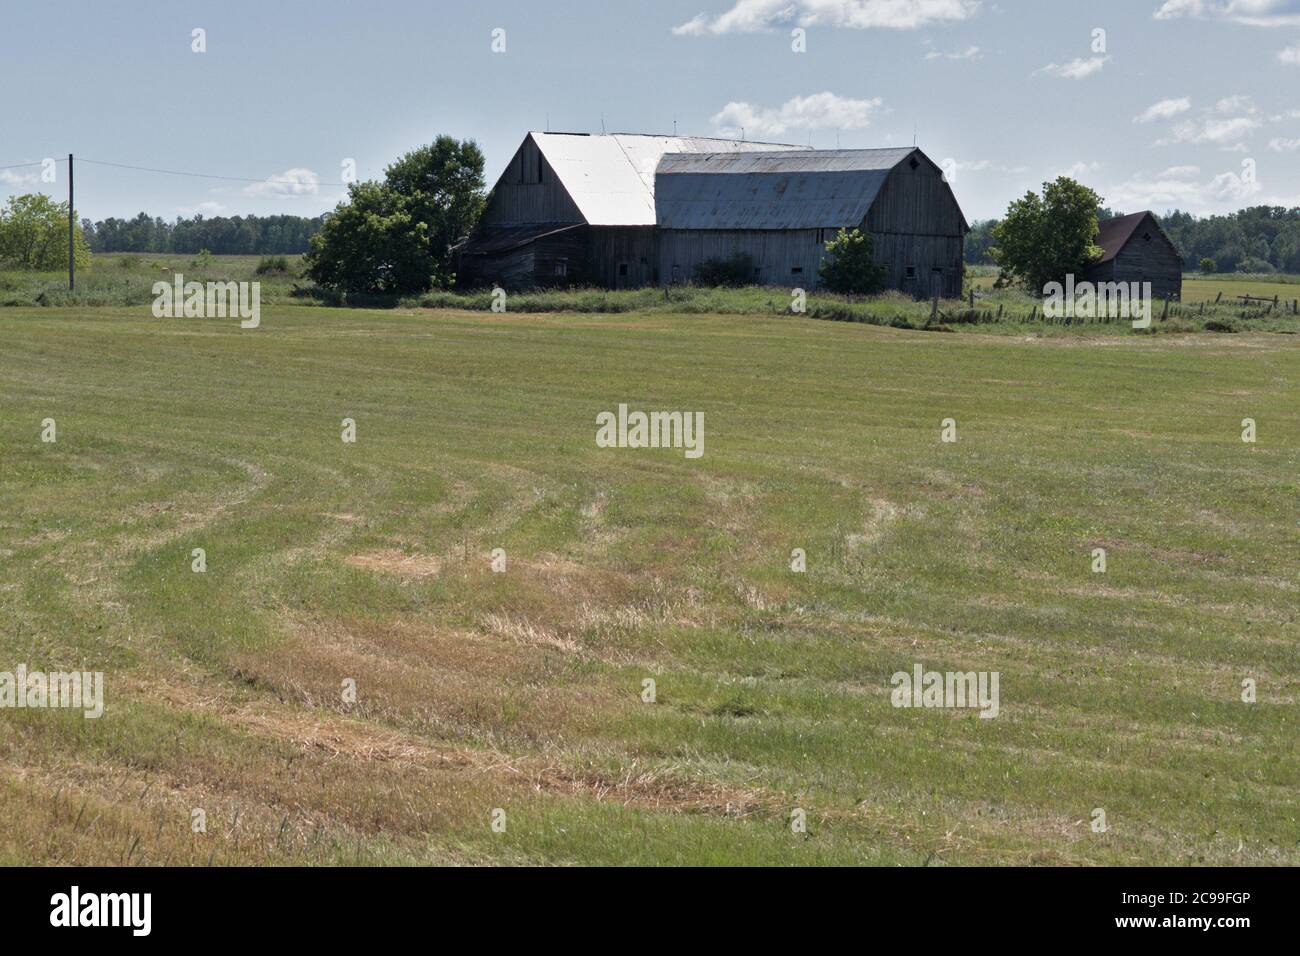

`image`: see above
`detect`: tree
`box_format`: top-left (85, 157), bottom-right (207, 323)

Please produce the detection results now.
top-left (989, 177), bottom-right (1103, 291)
top-left (0, 194), bottom-right (92, 271)
top-left (300, 182), bottom-right (432, 294)
top-left (1198, 257), bottom-right (1216, 274)
top-left (305, 136), bottom-right (486, 294)
top-left (818, 228), bottom-right (887, 295)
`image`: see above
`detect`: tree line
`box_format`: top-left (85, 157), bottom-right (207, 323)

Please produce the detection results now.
top-left (968, 204), bottom-right (1300, 274)
top-left (83, 212), bottom-right (326, 255)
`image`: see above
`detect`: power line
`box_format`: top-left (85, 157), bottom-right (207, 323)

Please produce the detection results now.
top-left (0, 160), bottom-right (53, 170)
top-left (76, 157), bottom-right (350, 187)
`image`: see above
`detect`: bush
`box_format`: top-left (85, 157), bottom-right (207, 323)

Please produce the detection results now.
top-left (1236, 257), bottom-right (1274, 274)
top-left (256, 255), bottom-right (290, 275)
top-left (818, 228), bottom-right (887, 295)
top-left (695, 253), bottom-right (756, 287)
top-left (1198, 257), bottom-right (1216, 274)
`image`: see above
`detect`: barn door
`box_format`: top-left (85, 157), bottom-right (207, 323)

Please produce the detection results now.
top-left (930, 268), bottom-right (944, 300)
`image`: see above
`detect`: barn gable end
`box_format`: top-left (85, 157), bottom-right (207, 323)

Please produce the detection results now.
top-left (1081, 211), bottom-right (1182, 301)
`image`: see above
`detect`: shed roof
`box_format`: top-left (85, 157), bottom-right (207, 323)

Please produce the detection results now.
top-left (654, 147), bottom-right (919, 230)
top-left (1094, 211), bottom-right (1157, 263)
top-left (529, 132), bottom-right (804, 227)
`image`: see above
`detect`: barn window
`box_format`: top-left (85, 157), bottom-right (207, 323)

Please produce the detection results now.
top-left (538, 154), bottom-right (544, 184)
top-left (791, 266), bottom-right (803, 275)
top-left (639, 257), bottom-right (648, 265)
top-left (1143, 232), bottom-right (1152, 242)
top-left (554, 260), bottom-right (567, 277)
top-left (909, 157), bottom-right (920, 171)
top-left (619, 263), bottom-right (628, 277)
top-left (816, 228), bottom-right (826, 244)
top-left (905, 266), bottom-right (917, 279)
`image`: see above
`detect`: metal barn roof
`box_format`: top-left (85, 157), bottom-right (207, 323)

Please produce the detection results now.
top-left (1093, 211), bottom-right (1157, 264)
top-left (654, 147), bottom-right (919, 230)
top-left (529, 132), bottom-right (805, 227)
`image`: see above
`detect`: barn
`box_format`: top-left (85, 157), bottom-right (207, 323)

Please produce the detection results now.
top-left (455, 132), bottom-right (798, 290)
top-left (455, 131), bottom-right (968, 296)
top-left (1082, 211), bottom-right (1182, 301)
top-left (656, 147), bottom-right (967, 296)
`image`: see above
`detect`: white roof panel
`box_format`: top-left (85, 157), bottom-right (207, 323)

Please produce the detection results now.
top-left (530, 132), bottom-right (805, 227)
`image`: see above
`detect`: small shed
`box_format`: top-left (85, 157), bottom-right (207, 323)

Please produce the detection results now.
top-left (1082, 211), bottom-right (1182, 301)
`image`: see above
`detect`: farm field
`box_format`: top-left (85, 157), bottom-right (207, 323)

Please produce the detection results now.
top-left (0, 305), bottom-right (1296, 866)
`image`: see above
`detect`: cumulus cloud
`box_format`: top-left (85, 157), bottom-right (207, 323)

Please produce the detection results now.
top-left (1104, 164), bottom-right (1261, 213)
top-left (1153, 97), bottom-right (1261, 144)
top-left (1036, 56), bottom-right (1109, 80)
top-left (925, 45), bottom-right (982, 60)
top-left (1059, 161), bottom-right (1101, 179)
top-left (1153, 0), bottom-right (1300, 26)
top-left (711, 91), bottom-right (883, 136)
top-left (0, 169), bottom-right (40, 186)
top-left (1269, 137), bottom-right (1300, 151)
top-left (243, 168), bottom-right (320, 199)
top-left (1134, 97), bottom-right (1192, 123)
top-left (674, 0), bottom-right (980, 35)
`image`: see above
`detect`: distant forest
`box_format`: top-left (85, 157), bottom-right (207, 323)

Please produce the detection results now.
top-left (966, 205), bottom-right (1300, 274)
top-left (83, 212), bottom-right (326, 255)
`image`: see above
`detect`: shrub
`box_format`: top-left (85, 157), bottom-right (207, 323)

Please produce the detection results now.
top-left (1236, 257), bottom-right (1274, 274)
top-left (818, 228), bottom-right (887, 295)
top-left (695, 253), bottom-right (756, 287)
top-left (1198, 257), bottom-right (1216, 274)
top-left (256, 255), bottom-right (290, 275)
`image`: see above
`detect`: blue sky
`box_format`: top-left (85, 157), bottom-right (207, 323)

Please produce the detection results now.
top-left (3, 0), bottom-right (1299, 222)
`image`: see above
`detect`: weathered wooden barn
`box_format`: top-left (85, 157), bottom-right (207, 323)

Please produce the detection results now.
top-left (1081, 211), bottom-right (1182, 300)
top-left (455, 132), bottom-right (797, 290)
top-left (455, 132), bottom-right (968, 296)
top-left (655, 147), bottom-right (967, 296)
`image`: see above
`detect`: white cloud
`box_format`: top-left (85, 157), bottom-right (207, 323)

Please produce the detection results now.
top-left (0, 169), bottom-right (39, 186)
top-left (925, 45), bottom-right (982, 60)
top-left (1036, 56), bottom-right (1109, 80)
top-left (1269, 137), bottom-right (1300, 151)
top-left (1152, 97), bottom-right (1261, 144)
top-left (1153, 0), bottom-right (1300, 26)
top-left (1279, 44), bottom-right (1300, 62)
top-left (1104, 164), bottom-right (1261, 213)
top-left (1160, 114), bottom-right (1261, 144)
top-left (243, 168), bottom-right (319, 199)
top-left (1059, 161), bottom-right (1101, 178)
top-left (711, 91), bottom-right (883, 136)
top-left (674, 0), bottom-right (980, 35)
top-left (1133, 97), bottom-right (1192, 123)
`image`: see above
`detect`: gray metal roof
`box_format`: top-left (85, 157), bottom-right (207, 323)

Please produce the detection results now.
top-left (655, 147), bottom-right (918, 230)
top-left (530, 132), bottom-right (806, 227)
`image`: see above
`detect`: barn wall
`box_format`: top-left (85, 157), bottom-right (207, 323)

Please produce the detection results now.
top-left (870, 233), bottom-right (965, 298)
top-left (1111, 230), bottom-right (1182, 301)
top-left (459, 228), bottom-right (591, 290)
top-left (1081, 215), bottom-right (1183, 301)
top-left (864, 155), bottom-right (966, 297)
top-left (480, 135), bottom-right (583, 226)
top-left (658, 229), bottom-right (827, 286)
top-left (588, 227), bottom-right (658, 288)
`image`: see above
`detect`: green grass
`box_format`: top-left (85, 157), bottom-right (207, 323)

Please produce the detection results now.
top-left (0, 304), bottom-right (1296, 866)
top-left (7, 253), bottom-right (1300, 335)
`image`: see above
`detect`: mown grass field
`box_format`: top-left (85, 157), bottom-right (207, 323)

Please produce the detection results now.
top-left (1, 304), bottom-right (1296, 866)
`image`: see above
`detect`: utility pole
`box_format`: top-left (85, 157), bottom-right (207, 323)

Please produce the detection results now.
top-left (68, 153), bottom-right (74, 290)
